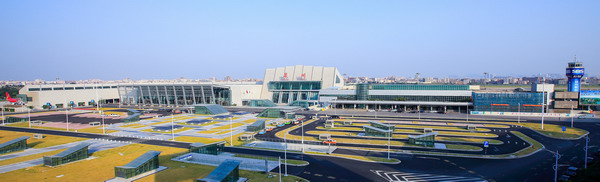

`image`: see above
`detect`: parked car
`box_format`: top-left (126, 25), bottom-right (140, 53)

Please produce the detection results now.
top-left (323, 139), bottom-right (337, 145)
top-left (367, 109), bottom-right (376, 112)
top-left (258, 131), bottom-right (266, 135)
top-left (558, 175), bottom-right (570, 181)
top-left (566, 166), bottom-right (578, 176)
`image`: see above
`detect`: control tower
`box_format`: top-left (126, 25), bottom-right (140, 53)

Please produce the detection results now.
top-left (566, 61), bottom-right (585, 92)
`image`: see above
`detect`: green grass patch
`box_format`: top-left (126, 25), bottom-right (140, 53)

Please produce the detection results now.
top-left (516, 122), bottom-right (588, 139)
top-left (510, 131), bottom-right (543, 156)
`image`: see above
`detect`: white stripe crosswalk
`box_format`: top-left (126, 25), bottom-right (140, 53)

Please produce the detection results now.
top-left (371, 170), bottom-right (486, 182)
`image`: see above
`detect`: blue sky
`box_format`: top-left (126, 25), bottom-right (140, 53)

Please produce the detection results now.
top-left (1, 0), bottom-right (599, 80)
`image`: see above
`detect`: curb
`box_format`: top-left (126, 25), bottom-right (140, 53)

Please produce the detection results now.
top-left (525, 127), bottom-right (590, 140)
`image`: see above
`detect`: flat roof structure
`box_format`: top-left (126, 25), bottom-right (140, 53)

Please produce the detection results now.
top-left (369, 121), bottom-right (395, 130)
top-left (232, 111), bottom-right (251, 115)
top-left (190, 141), bottom-right (226, 155)
top-left (363, 125), bottom-right (392, 133)
top-left (197, 159), bottom-right (241, 182)
top-left (194, 104), bottom-right (229, 115)
top-left (246, 119), bottom-right (266, 132)
top-left (119, 150), bottom-right (161, 169)
top-left (115, 150), bottom-right (161, 179)
top-left (44, 143), bottom-right (91, 166)
top-left (0, 136), bottom-right (29, 149)
top-left (53, 143), bottom-right (91, 158)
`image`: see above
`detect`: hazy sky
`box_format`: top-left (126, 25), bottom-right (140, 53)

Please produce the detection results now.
top-left (1, 0), bottom-right (599, 80)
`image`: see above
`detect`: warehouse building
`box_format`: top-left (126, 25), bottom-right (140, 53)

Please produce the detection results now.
top-left (43, 143), bottom-right (90, 166)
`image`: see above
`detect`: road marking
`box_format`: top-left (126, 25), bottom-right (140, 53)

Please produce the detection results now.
top-left (314, 173), bottom-right (323, 177)
top-left (371, 170), bottom-right (487, 182)
top-left (417, 156), bottom-right (440, 160)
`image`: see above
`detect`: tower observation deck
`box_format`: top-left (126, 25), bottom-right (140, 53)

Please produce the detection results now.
top-left (566, 61), bottom-right (585, 92)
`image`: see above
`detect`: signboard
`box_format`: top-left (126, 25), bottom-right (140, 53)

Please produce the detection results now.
top-left (483, 141), bottom-right (489, 148)
top-left (562, 126), bottom-right (567, 132)
top-left (580, 90), bottom-right (600, 105)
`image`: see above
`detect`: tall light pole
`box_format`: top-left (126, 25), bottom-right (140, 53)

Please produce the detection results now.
top-left (553, 150), bottom-right (561, 182)
top-left (584, 135), bottom-right (590, 168)
top-left (387, 129), bottom-right (391, 160)
top-left (517, 103), bottom-right (521, 123)
top-left (284, 132), bottom-right (288, 176)
top-left (171, 113), bottom-right (175, 141)
top-left (28, 108), bottom-right (31, 128)
top-left (1, 105), bottom-right (4, 126)
top-left (570, 105), bottom-right (574, 128)
top-left (541, 77), bottom-right (546, 130)
top-left (301, 118), bottom-right (305, 153)
top-left (278, 156), bottom-right (282, 182)
top-left (466, 105), bottom-right (469, 122)
top-left (229, 116), bottom-right (233, 146)
top-left (66, 105), bottom-right (69, 131)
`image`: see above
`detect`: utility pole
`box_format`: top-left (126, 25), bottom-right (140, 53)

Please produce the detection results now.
top-left (571, 105), bottom-right (574, 128)
top-left (541, 77), bottom-right (546, 130)
top-left (584, 135), bottom-right (590, 168)
top-left (28, 108), bottom-right (31, 128)
top-left (301, 118), bottom-right (305, 153)
top-left (278, 156), bottom-right (282, 182)
top-left (230, 116), bottom-right (233, 146)
top-left (387, 129), bottom-right (391, 160)
top-left (171, 113), bottom-right (175, 141)
top-left (553, 150), bottom-right (561, 182)
top-left (518, 103), bottom-right (521, 123)
top-left (284, 132), bottom-right (288, 176)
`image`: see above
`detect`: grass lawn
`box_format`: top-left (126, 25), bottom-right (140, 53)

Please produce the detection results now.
top-left (516, 122), bottom-right (588, 139)
top-left (0, 130), bottom-right (86, 149)
top-left (141, 127), bottom-right (194, 134)
top-left (241, 119), bottom-right (258, 124)
top-left (197, 130), bottom-right (222, 134)
top-left (394, 124), bottom-right (491, 132)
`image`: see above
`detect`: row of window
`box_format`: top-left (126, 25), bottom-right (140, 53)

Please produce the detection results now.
top-left (28, 86), bottom-right (116, 91)
top-left (268, 81), bottom-right (322, 90)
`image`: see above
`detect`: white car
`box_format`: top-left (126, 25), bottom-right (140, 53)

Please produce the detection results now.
top-left (109, 114), bottom-right (120, 117)
top-left (367, 109), bottom-right (376, 112)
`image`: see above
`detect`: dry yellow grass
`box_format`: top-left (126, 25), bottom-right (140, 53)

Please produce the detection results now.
top-left (0, 130), bottom-right (86, 149)
top-left (0, 149), bottom-right (66, 166)
top-left (0, 144), bottom-right (186, 182)
top-left (174, 136), bottom-right (221, 144)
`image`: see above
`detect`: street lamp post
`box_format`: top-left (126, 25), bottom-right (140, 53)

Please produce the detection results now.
top-left (466, 105), bottom-right (469, 122)
top-left (171, 113), bottom-right (175, 141)
top-left (230, 116), bottom-right (233, 146)
top-left (1, 106), bottom-right (4, 126)
top-left (570, 105), bottom-right (574, 128)
top-left (387, 129), bottom-right (391, 160)
top-left (278, 156), bottom-right (282, 182)
top-left (541, 77), bottom-right (546, 130)
top-left (553, 150), bottom-right (561, 182)
top-left (301, 119), bottom-right (305, 153)
top-left (518, 103), bottom-right (521, 123)
top-left (28, 108), bottom-right (31, 128)
top-left (584, 135), bottom-right (590, 168)
top-left (284, 132), bottom-right (288, 176)
top-left (66, 106), bottom-right (69, 131)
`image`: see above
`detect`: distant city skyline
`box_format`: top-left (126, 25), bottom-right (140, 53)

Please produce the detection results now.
top-left (1, 1), bottom-right (599, 80)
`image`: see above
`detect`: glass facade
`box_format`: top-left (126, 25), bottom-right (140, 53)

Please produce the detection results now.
top-left (197, 159), bottom-right (240, 182)
top-left (472, 92), bottom-right (544, 112)
top-left (268, 81), bottom-right (322, 104)
top-left (257, 108), bottom-right (285, 118)
top-left (43, 143), bottom-right (90, 166)
top-left (246, 120), bottom-right (266, 132)
top-left (115, 151), bottom-right (161, 179)
top-left (268, 81), bottom-right (322, 90)
top-left (371, 84), bottom-right (470, 90)
top-left (242, 99), bottom-right (277, 107)
top-left (0, 136), bottom-right (29, 154)
top-left (356, 83), bottom-right (369, 100)
top-left (190, 142), bottom-right (225, 155)
top-left (363, 125), bottom-right (392, 137)
top-left (194, 105), bottom-right (229, 115)
top-left (119, 84), bottom-right (231, 106)
top-left (408, 133), bottom-right (436, 147)
top-left (368, 95), bottom-right (471, 102)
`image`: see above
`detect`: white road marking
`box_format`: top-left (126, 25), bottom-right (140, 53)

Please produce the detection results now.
top-left (371, 170), bottom-right (487, 182)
